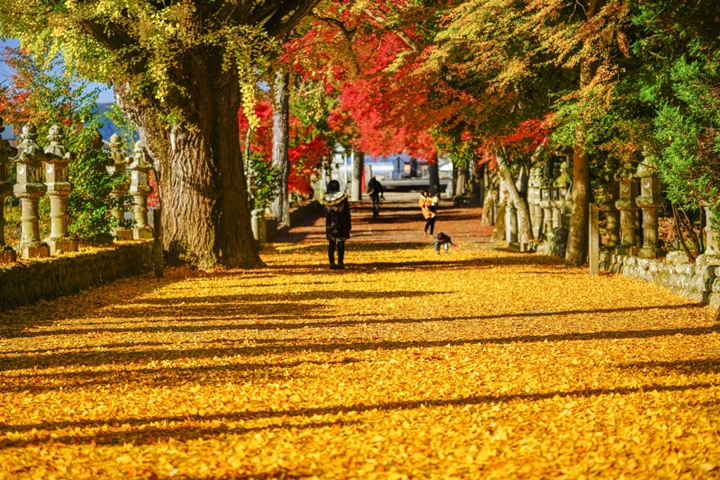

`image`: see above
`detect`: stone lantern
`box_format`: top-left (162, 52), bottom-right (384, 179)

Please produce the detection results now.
top-left (527, 166), bottom-right (544, 239)
top-left (43, 125), bottom-right (78, 254)
top-left (539, 174), bottom-right (553, 240)
top-left (548, 161), bottom-right (562, 230)
top-left (106, 134), bottom-right (132, 240)
top-left (701, 203), bottom-right (718, 254)
top-left (127, 141), bottom-right (153, 239)
top-left (13, 123), bottom-right (50, 259)
top-left (553, 160), bottom-right (573, 228)
top-left (634, 153), bottom-right (664, 259)
top-left (614, 159), bottom-right (639, 255)
top-left (597, 161), bottom-right (620, 250)
top-left (0, 118), bottom-right (17, 263)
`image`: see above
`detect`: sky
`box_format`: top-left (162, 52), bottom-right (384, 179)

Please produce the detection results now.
top-left (0, 39), bottom-right (115, 104)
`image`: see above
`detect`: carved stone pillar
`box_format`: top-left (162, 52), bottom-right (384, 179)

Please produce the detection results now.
top-left (43, 125), bottom-right (78, 254)
top-left (527, 166), bottom-right (543, 239)
top-left (13, 124), bottom-right (50, 259)
top-left (614, 161), bottom-right (639, 256)
top-left (599, 182), bottom-right (620, 250)
top-left (635, 157), bottom-right (664, 259)
top-left (0, 118), bottom-right (17, 263)
top-left (703, 206), bottom-right (720, 255)
top-left (553, 160), bottom-right (573, 229)
top-left (539, 182), bottom-right (553, 240)
top-left (106, 134), bottom-right (132, 240)
top-left (127, 141), bottom-right (153, 239)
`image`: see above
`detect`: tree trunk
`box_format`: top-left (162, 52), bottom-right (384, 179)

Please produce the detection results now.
top-left (428, 157), bottom-right (440, 195)
top-left (271, 70), bottom-right (291, 228)
top-left (471, 161), bottom-right (483, 207)
top-left (456, 167), bottom-right (468, 197)
top-left (496, 151), bottom-right (533, 242)
top-left (351, 150), bottom-right (363, 201)
top-left (115, 53), bottom-right (261, 269)
top-left (565, 0), bottom-right (603, 267)
top-left (447, 163), bottom-right (456, 198)
top-left (481, 167), bottom-right (498, 226)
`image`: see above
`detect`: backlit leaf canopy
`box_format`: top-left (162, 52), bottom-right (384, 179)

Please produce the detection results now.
top-left (0, 0), bottom-right (320, 108)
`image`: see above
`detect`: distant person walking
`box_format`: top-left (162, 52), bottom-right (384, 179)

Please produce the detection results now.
top-left (419, 189), bottom-right (440, 236)
top-left (367, 176), bottom-right (384, 218)
top-left (323, 180), bottom-right (351, 270)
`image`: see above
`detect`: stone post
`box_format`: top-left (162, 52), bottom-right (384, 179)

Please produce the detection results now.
top-left (539, 180), bottom-right (553, 240)
top-left (614, 160), bottom-right (639, 256)
top-left (251, 208), bottom-right (267, 245)
top-left (43, 125), bottom-right (78, 254)
top-left (598, 182), bottom-right (620, 250)
top-left (106, 134), bottom-right (132, 240)
top-left (0, 118), bottom-right (17, 263)
top-left (701, 204), bottom-right (718, 254)
top-left (527, 166), bottom-right (543, 239)
top-left (589, 204), bottom-right (600, 275)
top-left (127, 141), bottom-right (153, 239)
top-left (553, 161), bottom-right (573, 229)
top-left (635, 155), bottom-right (664, 259)
top-left (13, 124), bottom-right (50, 259)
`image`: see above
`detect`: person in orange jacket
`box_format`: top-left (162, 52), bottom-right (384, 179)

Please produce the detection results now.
top-left (419, 189), bottom-right (439, 236)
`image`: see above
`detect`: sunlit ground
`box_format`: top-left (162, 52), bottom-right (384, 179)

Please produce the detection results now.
top-left (0, 240), bottom-right (718, 479)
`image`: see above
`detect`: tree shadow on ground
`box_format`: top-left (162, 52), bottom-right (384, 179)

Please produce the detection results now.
top-left (0, 272), bottom-right (190, 338)
top-left (1, 306), bottom-right (712, 372)
top-left (0, 357), bottom-right (360, 395)
top-left (618, 358), bottom-right (720, 374)
top-left (0, 380), bottom-right (714, 450)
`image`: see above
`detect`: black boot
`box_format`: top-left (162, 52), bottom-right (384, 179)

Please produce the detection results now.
top-left (337, 241), bottom-right (345, 269)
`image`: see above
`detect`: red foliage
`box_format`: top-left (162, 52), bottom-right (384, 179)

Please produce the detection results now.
top-left (238, 101), bottom-right (328, 196)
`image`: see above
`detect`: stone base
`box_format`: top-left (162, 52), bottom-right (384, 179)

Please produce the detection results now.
top-left (18, 243), bottom-right (50, 259)
top-left (133, 227), bottom-right (154, 240)
top-left (0, 248), bottom-right (16, 264)
top-left (114, 229), bottom-right (133, 241)
top-left (638, 246), bottom-right (663, 259)
top-left (696, 254), bottom-right (720, 267)
top-left (47, 238), bottom-right (79, 255)
top-left (615, 245), bottom-right (636, 256)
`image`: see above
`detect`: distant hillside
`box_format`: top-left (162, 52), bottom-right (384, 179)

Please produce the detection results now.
top-left (1, 102), bottom-right (124, 141)
top-left (94, 103), bottom-right (124, 140)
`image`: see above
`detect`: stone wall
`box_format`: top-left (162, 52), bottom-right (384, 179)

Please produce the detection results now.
top-left (601, 252), bottom-right (720, 307)
top-left (0, 241), bottom-right (153, 312)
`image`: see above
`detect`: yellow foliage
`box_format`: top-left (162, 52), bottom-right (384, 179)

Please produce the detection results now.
top-left (0, 242), bottom-right (718, 478)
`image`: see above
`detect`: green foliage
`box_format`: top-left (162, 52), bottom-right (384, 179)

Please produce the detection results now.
top-left (66, 125), bottom-right (123, 240)
top-left (247, 152), bottom-right (280, 211)
top-left (105, 104), bottom-right (139, 150)
top-left (0, 48), bottom-right (127, 240)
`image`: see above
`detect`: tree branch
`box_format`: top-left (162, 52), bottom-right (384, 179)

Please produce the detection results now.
top-left (361, 8), bottom-right (421, 53)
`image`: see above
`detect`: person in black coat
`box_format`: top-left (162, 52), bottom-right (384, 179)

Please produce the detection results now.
top-left (323, 180), bottom-right (351, 269)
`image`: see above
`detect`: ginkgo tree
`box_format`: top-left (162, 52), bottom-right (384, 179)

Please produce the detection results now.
top-left (0, 0), bottom-right (320, 269)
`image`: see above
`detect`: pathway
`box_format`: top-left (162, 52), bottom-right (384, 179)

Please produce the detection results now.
top-left (0, 196), bottom-right (718, 479)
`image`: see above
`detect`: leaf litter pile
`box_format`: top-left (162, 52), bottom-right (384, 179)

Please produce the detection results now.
top-left (0, 242), bottom-right (719, 479)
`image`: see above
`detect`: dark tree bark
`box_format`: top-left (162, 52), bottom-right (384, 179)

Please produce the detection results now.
top-left (77, 0), bottom-right (320, 269)
top-left (271, 69), bottom-right (291, 229)
top-left (116, 49), bottom-right (260, 269)
top-left (351, 150), bottom-right (363, 201)
top-left (471, 161), bottom-right (483, 207)
top-left (428, 158), bottom-right (440, 195)
top-left (565, 0), bottom-right (604, 267)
